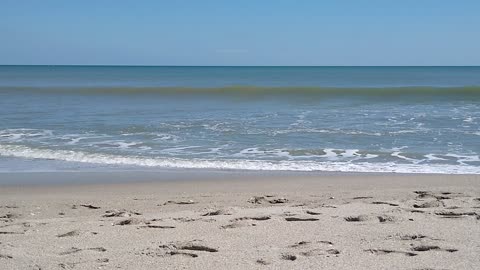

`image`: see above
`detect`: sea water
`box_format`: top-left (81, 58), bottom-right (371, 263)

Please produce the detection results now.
top-left (0, 66), bottom-right (479, 174)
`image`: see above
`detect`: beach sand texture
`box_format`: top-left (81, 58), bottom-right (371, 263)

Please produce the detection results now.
top-left (0, 174), bottom-right (479, 269)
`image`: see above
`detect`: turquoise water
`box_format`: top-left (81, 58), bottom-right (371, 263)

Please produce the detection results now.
top-left (0, 66), bottom-right (479, 173)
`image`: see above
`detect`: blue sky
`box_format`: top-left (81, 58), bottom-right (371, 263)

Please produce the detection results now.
top-left (1, 0), bottom-right (479, 66)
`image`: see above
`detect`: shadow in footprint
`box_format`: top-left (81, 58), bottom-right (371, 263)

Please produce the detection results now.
top-left (79, 204), bottom-right (101, 209)
top-left (281, 254), bottom-right (297, 261)
top-left (377, 215), bottom-right (399, 223)
top-left (57, 230), bottom-right (80, 238)
top-left (167, 251), bottom-right (198, 258)
top-left (411, 245), bottom-right (440, 252)
top-left (372, 201), bottom-right (399, 207)
top-left (285, 217), bottom-right (319, 222)
top-left (345, 215), bottom-right (369, 222)
top-left (256, 259), bottom-right (270, 265)
top-left (413, 201), bottom-right (443, 208)
top-left (399, 234), bottom-right (427, 240)
top-left (162, 200), bottom-right (196, 205)
top-left (59, 247), bottom-right (106, 256)
top-left (434, 211), bottom-right (477, 218)
top-left (365, 249), bottom-right (417, 257)
top-left (201, 209), bottom-right (232, 216)
top-left (0, 254), bottom-right (13, 259)
top-left (235, 216), bottom-right (271, 221)
top-left (353, 196), bottom-right (373, 200)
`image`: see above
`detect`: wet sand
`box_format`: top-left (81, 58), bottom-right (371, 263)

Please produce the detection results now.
top-left (0, 173), bottom-right (479, 269)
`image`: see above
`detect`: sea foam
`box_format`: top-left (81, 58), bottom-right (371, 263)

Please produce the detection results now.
top-left (1, 144), bottom-right (479, 174)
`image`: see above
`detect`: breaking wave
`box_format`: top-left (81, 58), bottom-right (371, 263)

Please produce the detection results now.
top-left (1, 144), bottom-right (479, 174)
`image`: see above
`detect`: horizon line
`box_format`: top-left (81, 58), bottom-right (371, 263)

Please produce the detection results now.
top-left (1, 65), bottom-right (480, 67)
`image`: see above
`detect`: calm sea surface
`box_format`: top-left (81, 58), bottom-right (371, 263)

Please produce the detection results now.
top-left (0, 66), bottom-right (479, 173)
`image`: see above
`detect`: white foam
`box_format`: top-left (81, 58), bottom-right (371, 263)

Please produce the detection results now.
top-left (117, 142), bottom-right (141, 149)
top-left (445, 153), bottom-right (480, 165)
top-left (273, 128), bottom-right (381, 136)
top-left (235, 148), bottom-right (291, 158)
top-left (90, 140), bottom-right (143, 149)
top-left (322, 149), bottom-right (339, 160)
top-left (424, 154), bottom-right (447, 161)
top-left (0, 129), bottom-right (53, 142)
top-left (202, 123), bottom-right (234, 132)
top-left (153, 133), bottom-right (181, 142)
top-left (463, 117), bottom-right (474, 123)
top-left (66, 137), bottom-right (83, 145)
top-left (389, 130), bottom-right (418, 135)
top-left (391, 151), bottom-right (424, 164)
top-left (0, 144), bottom-right (479, 174)
top-left (340, 149), bottom-right (360, 158)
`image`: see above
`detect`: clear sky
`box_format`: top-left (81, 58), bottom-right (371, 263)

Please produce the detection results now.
top-left (1, 0), bottom-right (479, 66)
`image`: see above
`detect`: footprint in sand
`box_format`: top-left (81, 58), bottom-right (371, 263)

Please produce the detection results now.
top-left (115, 217), bottom-right (151, 226)
top-left (0, 213), bottom-right (20, 223)
top-left (256, 259), bottom-right (270, 265)
top-left (103, 209), bottom-right (142, 217)
top-left (365, 249), bottom-right (417, 257)
top-left (0, 213), bottom-right (20, 219)
top-left (434, 211), bottom-right (477, 218)
top-left (57, 230), bottom-right (81, 238)
top-left (301, 248), bottom-right (340, 257)
top-left (248, 196), bottom-right (289, 204)
top-left (269, 198), bottom-right (289, 204)
top-left (289, 241), bottom-right (310, 248)
top-left (235, 216), bottom-right (271, 221)
top-left (221, 222), bottom-right (245, 229)
top-left (305, 210), bottom-right (322, 215)
top-left (172, 217), bottom-right (198, 222)
top-left (344, 215), bottom-right (369, 222)
top-left (413, 191), bottom-right (451, 200)
top-left (413, 201), bottom-right (444, 208)
top-left (141, 225), bottom-right (176, 229)
top-left (175, 243), bottom-right (218, 253)
top-left (221, 216), bottom-right (270, 229)
top-left (411, 245), bottom-right (458, 253)
top-left (353, 196), bottom-right (373, 200)
top-left (162, 200), bottom-right (196, 205)
top-left (0, 231), bottom-right (24, 235)
top-left (0, 254), bottom-right (13, 259)
top-left (59, 247), bottom-right (106, 256)
top-left (398, 234), bottom-right (427, 240)
top-left (285, 217), bottom-right (319, 222)
top-left (78, 204), bottom-right (101, 209)
top-left (201, 209), bottom-right (232, 216)
top-left (377, 215), bottom-right (401, 223)
top-left (281, 254), bottom-right (297, 261)
top-left (289, 240), bottom-right (338, 258)
top-left (371, 201), bottom-right (400, 207)
top-left (141, 241), bottom-right (218, 258)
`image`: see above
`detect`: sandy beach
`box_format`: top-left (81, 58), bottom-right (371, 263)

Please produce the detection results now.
top-left (0, 173), bottom-right (479, 269)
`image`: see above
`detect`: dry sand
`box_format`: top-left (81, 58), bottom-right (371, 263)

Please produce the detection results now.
top-left (0, 173), bottom-right (479, 269)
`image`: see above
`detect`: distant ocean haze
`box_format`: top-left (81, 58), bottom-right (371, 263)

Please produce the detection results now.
top-left (0, 66), bottom-right (479, 173)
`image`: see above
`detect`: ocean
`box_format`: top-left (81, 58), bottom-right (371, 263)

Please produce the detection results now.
top-left (0, 66), bottom-right (479, 174)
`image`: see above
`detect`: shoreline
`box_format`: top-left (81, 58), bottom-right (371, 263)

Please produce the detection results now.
top-left (1, 170), bottom-right (479, 186)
